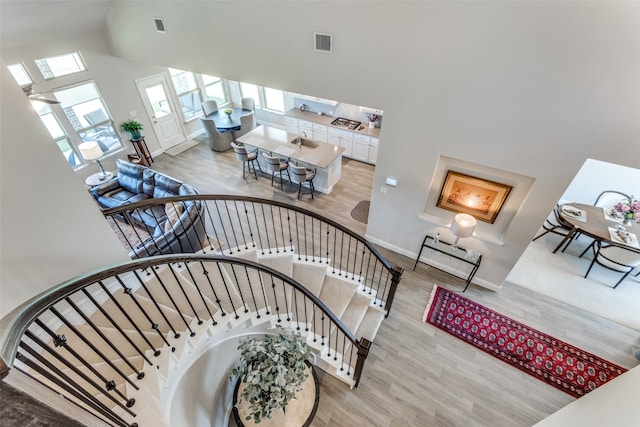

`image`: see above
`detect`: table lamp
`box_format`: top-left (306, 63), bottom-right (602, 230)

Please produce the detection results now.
top-left (79, 141), bottom-right (108, 180)
top-left (450, 213), bottom-right (477, 250)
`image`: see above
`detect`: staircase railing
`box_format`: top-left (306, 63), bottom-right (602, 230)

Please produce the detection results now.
top-left (0, 255), bottom-right (366, 427)
top-left (102, 195), bottom-right (403, 317)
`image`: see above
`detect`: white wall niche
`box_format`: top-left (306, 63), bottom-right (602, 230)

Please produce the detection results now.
top-left (420, 155), bottom-right (535, 246)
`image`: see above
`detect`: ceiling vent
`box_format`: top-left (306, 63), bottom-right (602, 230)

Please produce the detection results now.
top-left (153, 17), bottom-right (166, 33)
top-left (314, 32), bottom-right (332, 53)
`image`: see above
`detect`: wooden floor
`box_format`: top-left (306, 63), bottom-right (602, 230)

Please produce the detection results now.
top-left (151, 138), bottom-right (639, 427)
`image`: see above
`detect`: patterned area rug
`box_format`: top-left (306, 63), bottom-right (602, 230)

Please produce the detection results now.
top-left (350, 200), bottom-right (370, 224)
top-left (423, 285), bottom-right (627, 398)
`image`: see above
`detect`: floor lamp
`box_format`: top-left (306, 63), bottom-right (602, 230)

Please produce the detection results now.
top-left (79, 141), bottom-right (108, 180)
top-left (450, 213), bottom-right (477, 251)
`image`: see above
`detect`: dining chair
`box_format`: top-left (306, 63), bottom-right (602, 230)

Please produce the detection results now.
top-left (533, 206), bottom-right (574, 242)
top-left (289, 164), bottom-right (317, 200)
top-left (241, 97), bottom-right (255, 112)
top-left (200, 118), bottom-right (232, 152)
top-left (235, 112), bottom-right (257, 139)
top-left (583, 241), bottom-right (640, 288)
top-left (262, 152), bottom-right (291, 190)
top-left (201, 100), bottom-right (218, 116)
top-left (231, 142), bottom-right (262, 179)
top-left (593, 190), bottom-right (631, 209)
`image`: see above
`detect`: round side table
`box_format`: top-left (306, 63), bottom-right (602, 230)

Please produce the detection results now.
top-left (85, 171), bottom-right (114, 187)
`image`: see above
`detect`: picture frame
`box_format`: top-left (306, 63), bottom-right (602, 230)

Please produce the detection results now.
top-left (437, 171), bottom-right (512, 224)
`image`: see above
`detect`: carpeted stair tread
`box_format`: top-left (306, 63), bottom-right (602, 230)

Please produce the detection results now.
top-left (141, 267), bottom-right (217, 319)
top-left (355, 307), bottom-right (386, 342)
top-left (337, 292), bottom-right (371, 333)
top-left (220, 262), bottom-right (268, 312)
top-left (45, 324), bottom-right (147, 368)
top-left (318, 274), bottom-right (358, 319)
top-left (292, 259), bottom-right (330, 297)
top-left (92, 291), bottom-right (192, 334)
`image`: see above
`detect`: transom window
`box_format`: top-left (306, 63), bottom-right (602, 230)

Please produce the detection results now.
top-left (54, 81), bottom-right (122, 156)
top-left (7, 63), bottom-right (33, 87)
top-left (35, 52), bottom-right (87, 80)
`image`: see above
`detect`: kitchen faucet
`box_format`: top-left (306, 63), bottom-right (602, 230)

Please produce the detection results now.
top-left (297, 131), bottom-right (307, 146)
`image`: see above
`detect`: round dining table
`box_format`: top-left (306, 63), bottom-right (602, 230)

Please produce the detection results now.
top-left (554, 203), bottom-right (640, 253)
top-left (205, 108), bottom-right (252, 130)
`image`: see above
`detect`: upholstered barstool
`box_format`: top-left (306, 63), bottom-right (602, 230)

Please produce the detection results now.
top-left (289, 164), bottom-right (316, 200)
top-left (262, 152), bottom-right (291, 190)
top-left (231, 142), bottom-right (262, 179)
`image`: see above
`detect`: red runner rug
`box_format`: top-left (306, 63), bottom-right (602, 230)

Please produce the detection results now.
top-left (423, 285), bottom-right (627, 398)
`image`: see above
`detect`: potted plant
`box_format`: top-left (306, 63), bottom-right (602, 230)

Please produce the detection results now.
top-left (120, 119), bottom-right (144, 141)
top-left (230, 327), bottom-right (311, 424)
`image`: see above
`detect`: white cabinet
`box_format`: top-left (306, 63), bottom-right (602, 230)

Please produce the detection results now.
top-left (368, 137), bottom-right (379, 164)
top-left (312, 123), bottom-right (328, 142)
top-left (284, 116), bottom-right (298, 134)
top-left (298, 119), bottom-right (313, 137)
top-left (328, 128), bottom-right (354, 157)
top-left (352, 134), bottom-right (379, 165)
top-left (352, 134), bottom-right (371, 162)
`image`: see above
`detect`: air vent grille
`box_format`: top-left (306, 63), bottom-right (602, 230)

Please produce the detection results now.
top-left (314, 32), bottom-right (332, 53)
top-left (153, 18), bottom-right (166, 33)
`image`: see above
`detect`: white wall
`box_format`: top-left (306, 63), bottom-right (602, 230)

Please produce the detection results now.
top-left (106, 1), bottom-right (640, 287)
top-left (1, 31), bottom-right (173, 182)
top-left (562, 159), bottom-right (640, 205)
top-left (0, 56), bottom-right (128, 317)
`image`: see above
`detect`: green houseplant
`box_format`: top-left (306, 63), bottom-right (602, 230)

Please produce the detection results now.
top-left (120, 119), bottom-right (144, 140)
top-left (231, 327), bottom-right (311, 424)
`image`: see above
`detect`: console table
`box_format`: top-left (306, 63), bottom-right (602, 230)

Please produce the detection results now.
top-left (413, 234), bottom-right (482, 292)
top-left (130, 137), bottom-right (153, 167)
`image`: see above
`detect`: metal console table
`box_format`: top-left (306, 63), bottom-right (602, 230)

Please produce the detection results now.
top-left (413, 234), bottom-right (482, 292)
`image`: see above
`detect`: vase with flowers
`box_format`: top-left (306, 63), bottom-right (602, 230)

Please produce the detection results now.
top-left (367, 113), bottom-right (378, 129)
top-left (613, 195), bottom-right (640, 225)
top-left (224, 108), bottom-right (233, 120)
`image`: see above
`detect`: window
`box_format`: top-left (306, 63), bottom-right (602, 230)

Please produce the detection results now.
top-left (31, 101), bottom-right (78, 167)
top-left (201, 74), bottom-right (227, 105)
top-left (240, 82), bottom-right (285, 113)
top-left (35, 52), bottom-right (87, 80)
top-left (264, 87), bottom-right (285, 112)
top-left (54, 81), bottom-right (121, 155)
top-left (240, 82), bottom-right (261, 109)
top-left (169, 68), bottom-right (201, 120)
top-left (7, 63), bottom-right (33, 86)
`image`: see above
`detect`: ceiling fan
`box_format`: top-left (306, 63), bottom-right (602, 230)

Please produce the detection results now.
top-left (21, 84), bottom-right (60, 104)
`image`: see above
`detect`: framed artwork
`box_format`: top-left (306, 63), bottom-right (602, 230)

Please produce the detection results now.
top-left (437, 171), bottom-right (512, 223)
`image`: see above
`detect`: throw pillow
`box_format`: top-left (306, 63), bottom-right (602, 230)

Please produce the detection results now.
top-left (164, 202), bottom-right (185, 233)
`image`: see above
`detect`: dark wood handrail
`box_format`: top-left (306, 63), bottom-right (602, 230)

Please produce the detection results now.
top-left (101, 194), bottom-right (396, 272)
top-left (0, 254), bottom-right (359, 381)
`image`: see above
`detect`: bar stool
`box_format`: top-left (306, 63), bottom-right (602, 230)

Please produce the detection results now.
top-left (231, 142), bottom-right (262, 179)
top-left (289, 164), bottom-right (316, 200)
top-left (262, 152), bottom-right (291, 190)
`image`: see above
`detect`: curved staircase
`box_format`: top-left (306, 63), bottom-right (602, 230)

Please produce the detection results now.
top-left (0, 196), bottom-right (403, 427)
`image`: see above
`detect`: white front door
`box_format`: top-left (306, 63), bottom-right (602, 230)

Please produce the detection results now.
top-left (136, 74), bottom-right (185, 150)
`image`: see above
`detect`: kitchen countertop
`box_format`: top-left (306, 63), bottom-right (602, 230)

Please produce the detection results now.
top-left (285, 109), bottom-right (381, 138)
top-left (236, 125), bottom-right (345, 169)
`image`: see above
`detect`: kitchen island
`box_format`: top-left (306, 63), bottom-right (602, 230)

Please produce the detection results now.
top-left (236, 125), bottom-right (345, 194)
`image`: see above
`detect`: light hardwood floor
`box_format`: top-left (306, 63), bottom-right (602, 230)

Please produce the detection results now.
top-left (150, 137), bottom-right (639, 427)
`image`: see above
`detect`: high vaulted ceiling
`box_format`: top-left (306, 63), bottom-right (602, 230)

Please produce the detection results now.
top-left (0, 0), bottom-right (112, 49)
